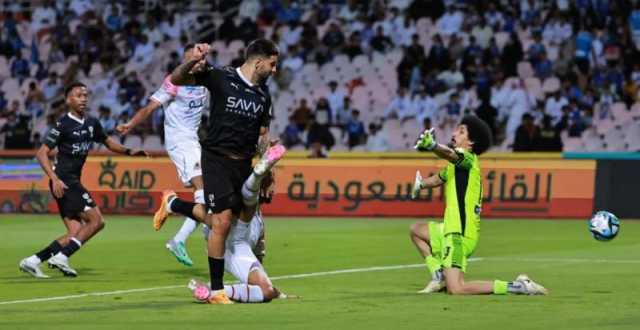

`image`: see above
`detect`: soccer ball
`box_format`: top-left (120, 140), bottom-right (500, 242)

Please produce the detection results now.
top-left (588, 211), bottom-right (620, 241)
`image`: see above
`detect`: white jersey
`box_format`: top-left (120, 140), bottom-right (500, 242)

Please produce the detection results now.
top-left (226, 212), bottom-right (264, 250)
top-left (150, 76), bottom-right (208, 148)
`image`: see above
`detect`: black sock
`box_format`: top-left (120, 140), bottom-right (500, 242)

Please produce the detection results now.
top-left (35, 240), bottom-right (63, 261)
top-left (209, 257), bottom-right (225, 290)
top-left (61, 238), bottom-right (82, 257)
top-left (169, 197), bottom-right (196, 220)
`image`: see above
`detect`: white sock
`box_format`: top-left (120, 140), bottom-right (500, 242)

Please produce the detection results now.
top-left (224, 284), bottom-right (265, 303)
top-left (242, 172), bottom-right (262, 206)
top-left (173, 190), bottom-right (204, 243)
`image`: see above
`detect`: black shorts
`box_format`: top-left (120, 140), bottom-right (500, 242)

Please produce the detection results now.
top-left (202, 150), bottom-right (252, 214)
top-left (49, 180), bottom-right (96, 219)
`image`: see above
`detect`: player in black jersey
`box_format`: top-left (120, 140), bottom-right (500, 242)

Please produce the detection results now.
top-left (152, 39), bottom-right (286, 304)
top-left (19, 82), bottom-right (148, 278)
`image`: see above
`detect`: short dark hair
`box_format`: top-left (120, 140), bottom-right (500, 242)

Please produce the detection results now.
top-left (245, 39), bottom-right (279, 60)
top-left (461, 115), bottom-right (493, 155)
top-left (64, 82), bottom-right (87, 97)
top-left (184, 43), bottom-right (195, 53)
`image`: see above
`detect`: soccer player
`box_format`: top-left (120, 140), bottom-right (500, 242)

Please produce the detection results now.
top-left (185, 171), bottom-right (289, 303)
top-left (116, 44), bottom-right (208, 267)
top-left (410, 115), bottom-right (548, 295)
top-left (19, 82), bottom-right (148, 278)
top-left (155, 39), bottom-right (284, 304)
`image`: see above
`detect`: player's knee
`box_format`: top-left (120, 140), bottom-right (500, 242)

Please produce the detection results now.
top-left (446, 282), bottom-right (465, 295)
top-left (409, 222), bottom-right (421, 237)
top-left (96, 218), bottom-right (105, 231)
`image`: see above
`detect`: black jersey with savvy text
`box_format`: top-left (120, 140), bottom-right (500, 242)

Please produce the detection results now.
top-left (44, 113), bottom-right (107, 185)
top-left (194, 66), bottom-right (272, 159)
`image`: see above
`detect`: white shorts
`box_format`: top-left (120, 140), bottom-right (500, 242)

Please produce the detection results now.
top-left (166, 138), bottom-right (202, 187)
top-left (223, 215), bottom-right (266, 283)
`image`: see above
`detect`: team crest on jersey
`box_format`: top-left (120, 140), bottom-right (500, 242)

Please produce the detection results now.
top-left (208, 193), bottom-right (215, 208)
top-left (88, 126), bottom-right (94, 138)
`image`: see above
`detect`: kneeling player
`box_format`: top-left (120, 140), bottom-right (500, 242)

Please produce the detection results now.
top-left (410, 116), bottom-right (547, 295)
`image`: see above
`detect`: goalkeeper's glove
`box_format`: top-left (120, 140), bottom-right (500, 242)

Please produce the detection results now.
top-left (414, 128), bottom-right (437, 152)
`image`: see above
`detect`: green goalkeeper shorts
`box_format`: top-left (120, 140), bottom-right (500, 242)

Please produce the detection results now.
top-left (428, 222), bottom-right (477, 273)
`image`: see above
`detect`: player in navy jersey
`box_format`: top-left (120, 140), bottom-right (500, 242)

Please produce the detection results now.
top-left (19, 82), bottom-right (148, 278)
top-left (152, 39), bottom-right (286, 304)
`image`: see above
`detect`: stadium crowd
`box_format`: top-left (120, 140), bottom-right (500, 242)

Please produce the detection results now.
top-left (2, 0), bottom-right (640, 153)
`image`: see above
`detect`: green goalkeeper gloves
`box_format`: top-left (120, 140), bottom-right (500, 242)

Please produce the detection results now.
top-left (414, 128), bottom-right (437, 152)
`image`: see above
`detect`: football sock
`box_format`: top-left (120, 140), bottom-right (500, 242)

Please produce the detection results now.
top-left (425, 255), bottom-right (443, 280)
top-left (209, 257), bottom-right (225, 290)
top-left (174, 218), bottom-right (198, 243)
top-left (34, 240), bottom-right (63, 262)
top-left (242, 172), bottom-right (262, 206)
top-left (224, 284), bottom-right (265, 303)
top-left (168, 197), bottom-right (196, 220)
top-left (493, 280), bottom-right (509, 295)
top-left (61, 237), bottom-right (82, 257)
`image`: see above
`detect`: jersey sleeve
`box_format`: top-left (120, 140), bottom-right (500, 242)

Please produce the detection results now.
top-left (44, 121), bottom-right (63, 149)
top-left (438, 166), bottom-right (448, 182)
top-left (452, 148), bottom-right (475, 170)
top-left (193, 65), bottom-right (219, 89)
top-left (92, 119), bottom-right (108, 144)
top-left (150, 76), bottom-right (177, 106)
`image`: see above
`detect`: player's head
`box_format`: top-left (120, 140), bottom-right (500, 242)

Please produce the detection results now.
top-left (451, 115), bottom-right (492, 155)
top-left (64, 82), bottom-right (88, 115)
top-left (183, 43), bottom-right (196, 59)
top-left (258, 170), bottom-right (275, 204)
top-left (244, 39), bottom-right (279, 83)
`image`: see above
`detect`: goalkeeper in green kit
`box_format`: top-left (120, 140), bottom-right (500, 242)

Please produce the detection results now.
top-left (410, 115), bottom-right (548, 295)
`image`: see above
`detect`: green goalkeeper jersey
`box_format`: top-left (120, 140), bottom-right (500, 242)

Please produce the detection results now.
top-left (438, 148), bottom-right (482, 240)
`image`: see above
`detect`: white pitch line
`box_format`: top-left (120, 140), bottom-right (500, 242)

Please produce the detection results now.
top-left (3, 256), bottom-right (639, 306)
top-left (1, 261), bottom-right (484, 306)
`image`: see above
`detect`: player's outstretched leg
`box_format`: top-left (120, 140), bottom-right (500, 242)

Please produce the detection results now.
top-left (241, 144), bottom-right (286, 209)
top-left (19, 219), bottom-right (81, 278)
top-left (444, 268), bottom-right (548, 296)
top-left (153, 190), bottom-right (208, 230)
top-left (188, 270), bottom-right (282, 303)
top-left (166, 189), bottom-right (205, 266)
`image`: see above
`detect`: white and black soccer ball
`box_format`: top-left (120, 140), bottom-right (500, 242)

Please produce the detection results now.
top-left (588, 211), bottom-right (620, 241)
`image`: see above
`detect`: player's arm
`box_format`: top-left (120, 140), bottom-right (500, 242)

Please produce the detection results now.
top-left (103, 137), bottom-right (149, 157)
top-left (37, 124), bottom-right (67, 198)
top-left (116, 99), bottom-right (162, 135)
top-left (35, 144), bottom-right (66, 198)
top-left (420, 172), bottom-right (445, 188)
top-left (414, 128), bottom-right (460, 163)
top-left (170, 43), bottom-right (209, 86)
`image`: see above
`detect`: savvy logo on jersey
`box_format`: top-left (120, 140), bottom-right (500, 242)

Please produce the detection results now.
top-left (225, 96), bottom-right (264, 118)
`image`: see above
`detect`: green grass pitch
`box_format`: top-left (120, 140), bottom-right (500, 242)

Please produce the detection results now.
top-left (1, 215), bottom-right (639, 330)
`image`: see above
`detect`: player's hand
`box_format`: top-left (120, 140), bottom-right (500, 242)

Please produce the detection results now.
top-left (115, 122), bottom-right (132, 135)
top-left (189, 59), bottom-right (207, 74)
top-left (414, 128), bottom-right (437, 152)
top-left (189, 43), bottom-right (209, 62)
top-left (51, 178), bottom-right (68, 198)
top-left (128, 149), bottom-right (150, 158)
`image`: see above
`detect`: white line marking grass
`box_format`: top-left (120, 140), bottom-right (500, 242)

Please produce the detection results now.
top-left (2, 256), bottom-right (639, 306)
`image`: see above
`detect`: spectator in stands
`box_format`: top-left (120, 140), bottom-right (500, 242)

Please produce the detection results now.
top-left (326, 81), bottom-right (347, 120)
top-left (0, 91), bottom-right (7, 114)
top-left (25, 82), bottom-right (46, 118)
top-left (323, 22), bottom-right (346, 51)
top-left (545, 90), bottom-right (569, 124)
top-left (384, 87), bottom-right (414, 121)
top-left (413, 88), bottom-right (438, 126)
top-left (98, 106), bottom-right (116, 135)
top-left (527, 31), bottom-right (546, 67)
top-left (440, 92), bottom-right (462, 129)
top-left (630, 3), bottom-right (640, 48)
top-left (41, 72), bottom-right (62, 101)
top-left (370, 26), bottom-right (393, 53)
top-left (314, 97), bottom-right (332, 126)
top-left (425, 35), bottom-right (448, 72)
top-left (346, 110), bottom-right (366, 149)
top-left (535, 115), bottom-right (563, 151)
top-left (475, 95), bottom-right (498, 140)
top-left (120, 71), bottom-right (145, 107)
top-left (334, 96), bottom-right (352, 127)
top-left (365, 122), bottom-right (389, 152)
top-left (10, 52), bottom-right (29, 83)
top-left (501, 33), bottom-right (524, 77)
top-left (436, 5), bottom-right (463, 36)
top-left (535, 51), bottom-right (554, 80)
top-left (1, 110), bottom-right (32, 149)
top-left (575, 26), bottom-right (594, 74)
top-left (513, 113), bottom-right (539, 151)
top-left (471, 17), bottom-right (493, 49)
top-left (307, 115), bottom-right (335, 151)
top-left (132, 35), bottom-right (154, 70)
top-left (291, 98), bottom-right (313, 130)
top-left (282, 115), bottom-right (303, 149)
top-left (344, 32), bottom-right (364, 59)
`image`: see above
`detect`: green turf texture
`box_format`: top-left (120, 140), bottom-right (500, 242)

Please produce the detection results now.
top-left (1, 215), bottom-right (639, 330)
